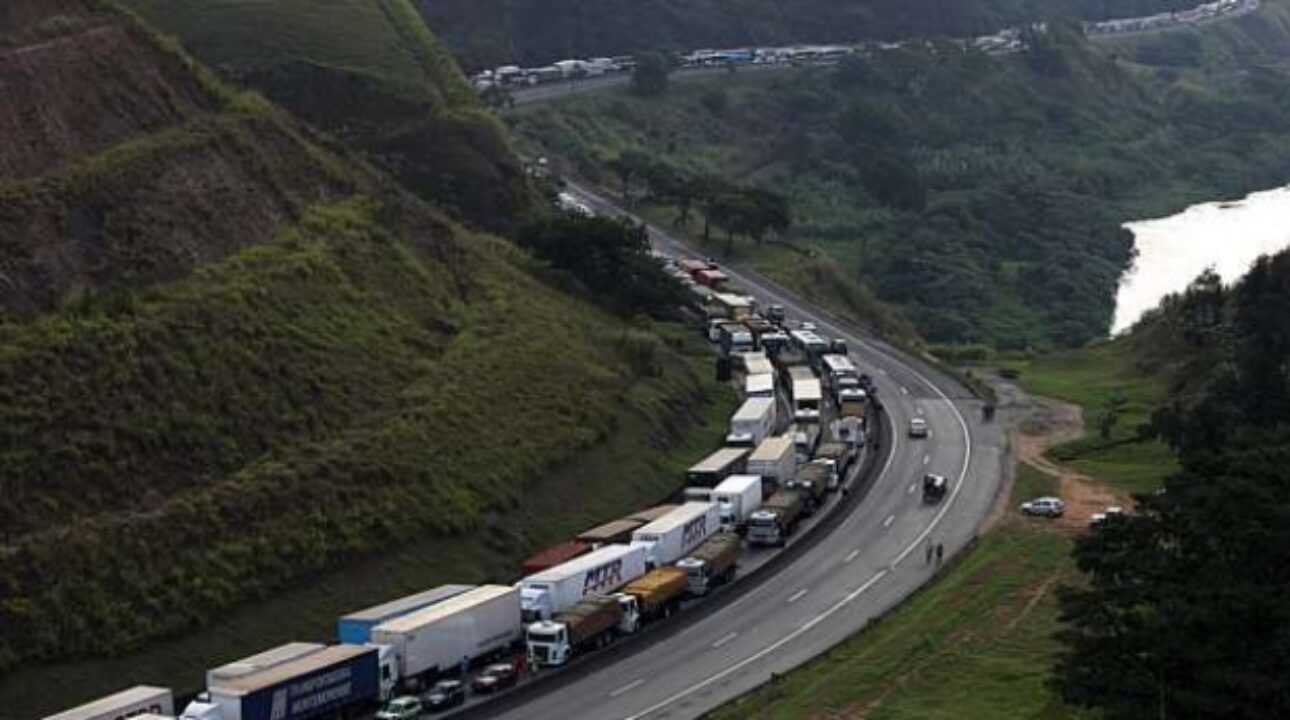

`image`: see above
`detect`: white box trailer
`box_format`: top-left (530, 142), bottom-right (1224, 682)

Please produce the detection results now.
top-left (631, 502), bottom-right (721, 569)
top-left (727, 396), bottom-right (776, 447)
top-left (792, 377), bottom-right (823, 422)
top-left (371, 585), bottom-right (522, 680)
top-left (747, 435), bottom-right (798, 491)
top-left (745, 373), bottom-right (775, 399)
top-left (45, 686), bottom-right (174, 720)
top-left (519, 544), bottom-right (647, 621)
top-left (712, 474), bottom-right (764, 529)
top-left (207, 642), bottom-right (326, 690)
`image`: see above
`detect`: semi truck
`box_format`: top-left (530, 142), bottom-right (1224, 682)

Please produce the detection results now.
top-left (207, 643), bottom-right (325, 691)
top-left (676, 533), bottom-right (742, 596)
top-left (520, 544), bottom-right (647, 621)
top-left (814, 442), bottom-right (857, 487)
top-left (627, 505), bottom-right (678, 524)
top-left (786, 462), bottom-right (831, 514)
top-left (711, 474), bottom-right (763, 530)
top-left (526, 595), bottom-right (623, 667)
top-left (686, 447), bottom-right (749, 487)
top-left (719, 323), bottom-right (754, 356)
top-left (46, 686), bottom-right (174, 720)
top-left (747, 490), bottom-right (805, 547)
top-left (181, 645), bottom-right (389, 720)
top-left (631, 502), bottom-right (720, 569)
top-left (821, 354), bottom-right (859, 393)
top-left (791, 376), bottom-right (823, 423)
top-left (727, 396), bottom-right (777, 447)
top-left (745, 372), bottom-right (775, 400)
top-left (746, 435), bottom-right (797, 494)
top-left (521, 541), bottom-right (592, 577)
top-left (371, 585), bottom-right (522, 682)
top-left (336, 586), bottom-right (473, 645)
top-left (616, 567), bottom-right (689, 624)
top-left (838, 387), bottom-right (869, 418)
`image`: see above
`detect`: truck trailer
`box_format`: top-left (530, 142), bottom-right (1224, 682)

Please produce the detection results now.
top-left (746, 435), bottom-right (797, 494)
top-left (521, 541), bottom-right (592, 577)
top-left (711, 474), bottom-right (764, 530)
top-left (46, 686), bottom-right (174, 720)
top-left (371, 585), bottom-right (521, 682)
top-left (336, 586), bottom-right (473, 645)
top-left (520, 544), bottom-right (647, 621)
top-left (786, 462), bottom-right (831, 514)
top-left (747, 490), bottom-right (805, 547)
top-left (727, 397), bottom-right (777, 447)
top-left (576, 518), bottom-right (644, 546)
top-left (181, 645), bottom-right (388, 720)
top-left (525, 595), bottom-right (623, 667)
top-left (792, 377), bottom-right (823, 423)
top-left (744, 372), bottom-right (775, 400)
top-left (685, 447), bottom-right (749, 487)
top-left (616, 567), bottom-right (689, 624)
top-left (206, 643), bottom-right (326, 691)
top-left (676, 533), bottom-right (742, 596)
top-left (631, 502), bottom-right (720, 569)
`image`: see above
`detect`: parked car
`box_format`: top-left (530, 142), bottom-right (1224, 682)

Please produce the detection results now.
top-left (377, 696), bottom-right (424, 720)
top-left (908, 417), bottom-right (929, 438)
top-left (471, 662), bottom-right (519, 694)
top-left (1021, 497), bottom-right (1066, 517)
top-left (422, 680), bottom-right (466, 712)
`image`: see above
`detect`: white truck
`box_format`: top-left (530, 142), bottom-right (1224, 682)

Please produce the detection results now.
top-left (727, 396), bottom-right (777, 447)
top-left (746, 435), bottom-right (797, 492)
top-left (45, 687), bottom-right (174, 720)
top-left (520, 544), bottom-right (647, 621)
top-left (711, 474), bottom-right (763, 530)
top-left (821, 354), bottom-right (859, 394)
top-left (791, 375), bottom-right (823, 423)
top-left (371, 585), bottom-right (521, 682)
top-left (744, 372), bottom-right (775, 400)
top-left (631, 502), bottom-right (720, 569)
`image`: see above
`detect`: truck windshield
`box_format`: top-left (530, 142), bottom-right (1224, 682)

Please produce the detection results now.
top-left (528, 629), bottom-right (561, 642)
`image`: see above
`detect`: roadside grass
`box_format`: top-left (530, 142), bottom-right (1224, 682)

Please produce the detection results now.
top-left (709, 465), bottom-right (1090, 720)
top-left (999, 341), bottom-right (1177, 495)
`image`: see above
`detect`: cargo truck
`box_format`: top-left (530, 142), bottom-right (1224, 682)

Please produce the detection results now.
top-left (520, 544), bottom-right (647, 621)
top-left (711, 474), bottom-right (763, 530)
top-left (686, 447), bottom-right (749, 487)
top-left (738, 353), bottom-right (775, 377)
top-left (46, 686), bottom-right (174, 720)
top-left (814, 443), bottom-right (856, 486)
top-left (627, 505), bottom-right (678, 524)
top-left (838, 387), bottom-right (869, 418)
top-left (526, 595), bottom-right (623, 667)
top-left (337, 586), bottom-right (473, 645)
top-left (821, 354), bottom-right (859, 393)
top-left (577, 518), bottom-right (644, 546)
top-left (521, 541), bottom-right (592, 577)
top-left (676, 533), bottom-right (742, 596)
top-left (371, 585), bottom-right (521, 683)
top-left (745, 373), bottom-right (775, 400)
top-left (719, 323), bottom-right (754, 356)
top-left (206, 643), bottom-right (326, 691)
top-left (631, 502), bottom-right (720, 569)
top-left (746, 435), bottom-right (797, 495)
top-left (792, 376), bottom-right (823, 423)
top-left (786, 462), bottom-right (831, 515)
top-left (181, 645), bottom-right (389, 720)
top-left (615, 567), bottom-right (689, 625)
top-left (747, 490), bottom-right (805, 547)
top-left (727, 397), bottom-right (776, 447)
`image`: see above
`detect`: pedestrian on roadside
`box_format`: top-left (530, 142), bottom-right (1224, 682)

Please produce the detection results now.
top-left (936, 543), bottom-right (944, 565)
top-left (925, 541), bottom-right (934, 565)
top-left (516, 650), bottom-right (527, 676)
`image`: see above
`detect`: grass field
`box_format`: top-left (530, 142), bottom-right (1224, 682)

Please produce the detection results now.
top-left (710, 465), bottom-right (1092, 720)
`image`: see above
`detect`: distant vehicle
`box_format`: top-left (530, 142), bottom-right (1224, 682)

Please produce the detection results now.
top-left (922, 474), bottom-right (948, 503)
top-left (1021, 497), bottom-right (1066, 517)
top-left (908, 417), bottom-right (929, 438)
top-left (1090, 506), bottom-right (1125, 525)
top-left (471, 663), bottom-right (518, 694)
top-left (767, 304), bottom-right (787, 324)
top-left (801, 321), bottom-right (818, 331)
top-left (377, 696), bottom-right (423, 720)
top-left (45, 686), bottom-right (174, 720)
top-left (422, 681), bottom-right (465, 712)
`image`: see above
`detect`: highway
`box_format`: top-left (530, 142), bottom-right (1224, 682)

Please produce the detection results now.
top-left (467, 187), bottom-right (1006, 720)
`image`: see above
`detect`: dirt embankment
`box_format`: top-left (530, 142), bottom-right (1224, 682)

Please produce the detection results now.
top-left (0, 22), bottom-right (218, 180)
top-left (0, 0), bottom-right (95, 36)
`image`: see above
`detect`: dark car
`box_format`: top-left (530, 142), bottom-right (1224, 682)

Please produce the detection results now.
top-left (471, 663), bottom-right (519, 694)
top-left (922, 474), bottom-right (948, 503)
top-left (422, 680), bottom-right (466, 712)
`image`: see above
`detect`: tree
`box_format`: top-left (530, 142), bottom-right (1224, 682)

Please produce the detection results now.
top-left (632, 51), bottom-right (672, 97)
top-left (608, 149), bottom-right (653, 205)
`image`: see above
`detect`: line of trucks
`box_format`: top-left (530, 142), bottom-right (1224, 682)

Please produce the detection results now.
top-left (47, 259), bottom-right (876, 720)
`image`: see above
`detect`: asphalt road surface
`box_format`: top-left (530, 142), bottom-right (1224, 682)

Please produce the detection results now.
top-left (468, 185), bottom-right (1006, 720)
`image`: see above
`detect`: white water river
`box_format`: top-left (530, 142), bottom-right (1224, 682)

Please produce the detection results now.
top-left (1112, 185), bottom-right (1290, 334)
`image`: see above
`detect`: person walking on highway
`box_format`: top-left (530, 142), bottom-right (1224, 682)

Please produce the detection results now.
top-left (935, 543), bottom-right (945, 565)
top-left (925, 541), bottom-right (934, 566)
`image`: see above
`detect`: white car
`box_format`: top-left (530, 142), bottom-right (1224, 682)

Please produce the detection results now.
top-left (1021, 497), bottom-right (1066, 518)
top-left (908, 417), bottom-right (929, 438)
top-left (377, 696), bottom-right (423, 720)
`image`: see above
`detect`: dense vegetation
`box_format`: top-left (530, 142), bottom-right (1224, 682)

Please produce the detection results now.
top-left (416, 0), bottom-right (1201, 69)
top-left (1055, 250), bottom-right (1290, 718)
top-left (0, 2), bottom-right (732, 706)
top-left (123, 0), bottom-right (535, 230)
top-left (512, 4), bottom-right (1290, 347)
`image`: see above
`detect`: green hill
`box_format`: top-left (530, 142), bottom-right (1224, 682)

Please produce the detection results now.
top-left (123, 0), bottom-right (535, 230)
top-left (0, 3), bottom-right (732, 714)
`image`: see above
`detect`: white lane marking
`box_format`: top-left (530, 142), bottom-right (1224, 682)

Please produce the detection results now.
top-left (626, 570), bottom-right (889, 720)
top-left (711, 632), bottom-right (738, 649)
top-left (900, 386), bottom-right (910, 395)
top-left (610, 679), bottom-right (646, 698)
top-left (916, 406), bottom-right (925, 416)
top-left (908, 482), bottom-right (917, 495)
top-left (845, 549), bottom-right (860, 563)
top-left (787, 588), bottom-right (809, 604)
top-left (879, 367), bottom-right (889, 375)
top-left (883, 515), bottom-right (895, 529)
top-left (923, 454), bottom-right (930, 466)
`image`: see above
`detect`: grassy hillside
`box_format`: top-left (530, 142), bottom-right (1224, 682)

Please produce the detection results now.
top-left (0, 3), bottom-right (735, 710)
top-left (123, 0), bottom-right (535, 230)
top-left (511, 3), bottom-right (1290, 348)
top-left (418, 0), bottom-right (1201, 69)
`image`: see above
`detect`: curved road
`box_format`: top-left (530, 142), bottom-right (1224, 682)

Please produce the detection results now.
top-left (471, 185), bottom-right (1006, 720)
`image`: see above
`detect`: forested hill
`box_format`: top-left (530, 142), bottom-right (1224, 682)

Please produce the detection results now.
top-left (417, 0), bottom-right (1200, 69)
top-left (0, 1), bottom-right (727, 712)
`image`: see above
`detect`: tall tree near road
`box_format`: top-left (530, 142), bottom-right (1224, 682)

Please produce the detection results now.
top-left (632, 51), bottom-right (672, 97)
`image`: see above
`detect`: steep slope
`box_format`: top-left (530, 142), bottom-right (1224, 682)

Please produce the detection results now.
top-left (417, 0), bottom-right (1201, 68)
top-left (0, 1), bottom-right (729, 701)
top-left (123, 0), bottom-right (534, 230)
